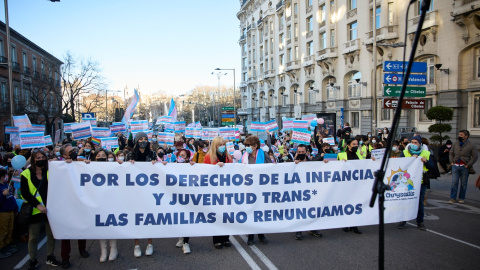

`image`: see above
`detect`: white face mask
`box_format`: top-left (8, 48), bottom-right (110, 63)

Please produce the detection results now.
top-left (108, 158), bottom-right (114, 162)
top-left (372, 140), bottom-right (377, 143)
top-left (118, 156), bottom-right (125, 161)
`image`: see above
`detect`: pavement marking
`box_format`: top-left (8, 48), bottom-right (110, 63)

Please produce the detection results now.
top-left (426, 199), bottom-right (480, 214)
top-left (406, 222), bottom-right (480, 250)
top-left (230, 236), bottom-right (261, 270)
top-left (239, 235), bottom-right (279, 270)
top-left (14, 236), bottom-right (47, 269)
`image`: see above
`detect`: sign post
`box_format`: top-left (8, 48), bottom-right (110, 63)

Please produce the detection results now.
top-left (383, 99), bottom-right (425, 109)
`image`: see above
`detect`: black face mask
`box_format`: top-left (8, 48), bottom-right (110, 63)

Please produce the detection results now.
top-left (138, 141), bottom-right (148, 148)
top-left (96, 158), bottom-right (107, 162)
top-left (15, 149), bottom-right (20, 154)
top-left (325, 149), bottom-right (334, 154)
top-left (458, 137), bottom-right (465, 142)
top-left (351, 146), bottom-right (359, 153)
top-left (7, 162), bottom-right (11, 167)
top-left (35, 159), bottom-right (47, 168)
top-left (69, 151), bottom-right (78, 160)
top-left (158, 152), bottom-right (165, 158)
top-left (296, 154), bottom-right (306, 160)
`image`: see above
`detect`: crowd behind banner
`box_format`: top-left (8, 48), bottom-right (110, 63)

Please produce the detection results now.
top-left (0, 113), bottom-right (477, 270)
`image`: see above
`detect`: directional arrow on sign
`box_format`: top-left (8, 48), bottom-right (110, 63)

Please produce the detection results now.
top-left (386, 63), bottom-right (392, 70)
top-left (385, 88), bottom-right (392, 95)
top-left (385, 100), bottom-right (391, 107)
top-left (386, 75), bottom-right (391, 83)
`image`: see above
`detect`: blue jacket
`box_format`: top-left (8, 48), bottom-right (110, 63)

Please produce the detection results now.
top-left (0, 183), bottom-right (18, 213)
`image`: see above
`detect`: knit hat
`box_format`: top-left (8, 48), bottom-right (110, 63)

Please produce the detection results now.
top-left (134, 132), bottom-right (148, 144)
top-left (446, 140), bottom-right (453, 145)
top-left (410, 135), bottom-right (422, 145)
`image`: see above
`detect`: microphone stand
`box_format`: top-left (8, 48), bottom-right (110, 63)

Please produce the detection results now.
top-left (369, 0), bottom-right (432, 269)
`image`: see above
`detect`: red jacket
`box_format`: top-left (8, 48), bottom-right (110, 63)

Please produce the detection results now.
top-left (203, 153), bottom-right (233, 165)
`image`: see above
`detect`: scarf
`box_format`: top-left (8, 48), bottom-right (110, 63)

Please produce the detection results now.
top-left (241, 148), bottom-right (265, 164)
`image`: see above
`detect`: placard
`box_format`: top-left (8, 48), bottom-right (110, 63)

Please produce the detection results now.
top-left (130, 120), bottom-right (148, 132)
top-left (323, 153), bottom-right (338, 161)
top-left (265, 120), bottom-right (279, 132)
top-left (291, 129), bottom-right (311, 144)
top-left (92, 127), bottom-right (111, 138)
top-left (219, 127), bottom-right (235, 140)
top-left (13, 114), bottom-right (32, 132)
top-left (5, 126), bottom-right (19, 134)
top-left (110, 123), bottom-right (127, 133)
top-left (31, 124), bottom-right (46, 133)
top-left (250, 122), bottom-right (265, 132)
top-left (323, 137), bottom-right (335, 145)
top-left (44, 135), bottom-right (53, 146)
top-left (101, 137), bottom-right (119, 151)
top-left (173, 121), bottom-right (186, 133)
top-left (82, 118), bottom-right (97, 127)
top-left (158, 132), bottom-right (175, 146)
top-left (19, 132), bottom-right (45, 149)
top-left (371, 149), bottom-right (386, 160)
top-left (71, 122), bottom-right (92, 140)
top-left (292, 120), bottom-right (309, 130)
top-left (226, 141), bottom-right (235, 155)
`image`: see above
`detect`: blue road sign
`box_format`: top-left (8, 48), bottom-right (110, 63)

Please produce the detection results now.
top-left (383, 61), bottom-right (427, 73)
top-left (81, 113), bottom-right (96, 118)
top-left (383, 73), bottom-right (427, 85)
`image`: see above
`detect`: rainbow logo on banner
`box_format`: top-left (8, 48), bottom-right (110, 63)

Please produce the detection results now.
top-left (91, 137), bottom-right (101, 145)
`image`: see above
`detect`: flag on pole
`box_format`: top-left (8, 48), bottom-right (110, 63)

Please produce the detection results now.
top-left (167, 98), bottom-right (177, 121)
top-left (121, 88), bottom-right (140, 125)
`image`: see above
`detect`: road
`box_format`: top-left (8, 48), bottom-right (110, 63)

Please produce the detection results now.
top-left (3, 164), bottom-right (480, 270)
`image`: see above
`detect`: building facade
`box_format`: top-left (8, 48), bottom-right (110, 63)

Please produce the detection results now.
top-left (237, 0), bottom-right (480, 141)
top-left (0, 21), bottom-right (63, 141)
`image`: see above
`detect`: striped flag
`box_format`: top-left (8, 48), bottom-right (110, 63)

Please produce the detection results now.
top-left (91, 137), bottom-right (101, 145)
top-left (121, 88), bottom-right (140, 125)
top-left (167, 98), bottom-right (177, 121)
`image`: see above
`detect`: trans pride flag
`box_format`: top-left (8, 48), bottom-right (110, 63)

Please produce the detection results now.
top-left (121, 89), bottom-right (140, 125)
top-left (168, 98), bottom-right (177, 121)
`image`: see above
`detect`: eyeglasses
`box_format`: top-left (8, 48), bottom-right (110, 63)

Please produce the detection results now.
top-left (32, 148), bottom-right (45, 153)
top-left (244, 144), bottom-right (251, 147)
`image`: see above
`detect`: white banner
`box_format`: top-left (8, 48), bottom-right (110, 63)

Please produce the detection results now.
top-left (47, 158), bottom-right (423, 239)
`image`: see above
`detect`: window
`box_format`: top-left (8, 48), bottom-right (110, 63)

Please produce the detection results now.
top-left (351, 112), bottom-right (360, 128)
top-left (0, 82), bottom-right (7, 102)
top-left (252, 35), bottom-right (256, 45)
top-left (260, 63), bottom-right (264, 73)
top-left (294, 23), bottom-right (299, 37)
top-left (419, 98), bottom-right (433, 121)
top-left (327, 85), bottom-right (337, 100)
top-left (294, 92), bottom-right (298, 105)
top-left (253, 66), bottom-right (257, 76)
top-left (33, 57), bottom-right (37, 73)
top-left (270, 38), bottom-right (274, 52)
top-left (330, 29), bottom-right (335, 47)
top-left (320, 5), bottom-right (326, 22)
top-left (243, 72), bottom-right (247, 81)
top-left (307, 16), bottom-right (313, 32)
top-left (280, 54), bottom-right (285, 67)
top-left (14, 85), bottom-right (19, 106)
top-left (348, 21), bottom-right (358, 40)
top-left (330, 1), bottom-right (335, 23)
top-left (309, 90), bottom-right (316, 105)
top-left (288, 48), bottom-right (292, 62)
top-left (279, 33), bottom-right (284, 49)
top-left (271, 57), bottom-right (274, 70)
top-left (265, 59), bottom-right (269, 70)
top-left (388, 3), bottom-right (394, 25)
top-left (307, 41), bottom-right (314, 56)
top-left (22, 51), bottom-right (28, 67)
top-left (474, 94), bottom-right (480, 127)
top-left (242, 96), bottom-right (248, 108)
top-left (260, 46), bottom-right (263, 56)
top-left (381, 107), bottom-right (391, 121)
top-left (320, 32), bottom-right (327, 49)
top-left (253, 49), bottom-right (256, 60)
top-left (279, 13), bottom-right (284, 28)
top-left (11, 45), bottom-right (17, 62)
top-left (287, 25), bottom-right (292, 39)
top-left (294, 3), bottom-right (298, 14)
top-left (422, 57), bottom-right (435, 84)
top-left (416, 0), bottom-right (434, 15)
top-left (477, 49), bottom-right (480, 79)
top-left (376, 7), bottom-right (381, 29)
top-left (295, 46), bottom-right (299, 60)
top-left (307, 0), bottom-right (313, 7)
top-left (24, 85), bottom-right (30, 105)
top-left (282, 92), bottom-right (288, 106)
top-left (270, 21), bottom-right (273, 32)
top-left (242, 58), bottom-right (247, 68)
top-left (348, 81), bottom-right (362, 98)
top-left (0, 39), bottom-right (4, 57)
top-left (41, 60), bottom-right (45, 74)
top-left (349, 0), bottom-right (357, 10)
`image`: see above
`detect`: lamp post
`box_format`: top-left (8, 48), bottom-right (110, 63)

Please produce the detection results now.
top-left (183, 101), bottom-right (212, 127)
top-left (215, 68), bottom-right (236, 127)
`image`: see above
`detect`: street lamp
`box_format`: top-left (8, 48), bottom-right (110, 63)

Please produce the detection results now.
top-left (215, 68), bottom-right (236, 128)
top-left (211, 71), bottom-right (227, 126)
top-left (183, 101), bottom-right (212, 127)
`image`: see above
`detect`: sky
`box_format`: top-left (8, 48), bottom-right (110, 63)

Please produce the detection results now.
top-left (1, 0), bottom-right (241, 97)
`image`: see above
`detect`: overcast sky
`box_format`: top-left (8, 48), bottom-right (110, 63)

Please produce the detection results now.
top-left (2, 0), bottom-right (241, 97)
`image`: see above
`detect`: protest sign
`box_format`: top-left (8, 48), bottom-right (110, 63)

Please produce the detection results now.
top-left (312, 148), bottom-right (318, 156)
top-left (54, 129), bottom-right (61, 144)
top-left (265, 120), bottom-right (279, 132)
top-left (226, 141), bottom-right (235, 155)
top-left (301, 114), bottom-right (316, 121)
top-left (13, 114), bottom-right (32, 132)
top-left (156, 116), bottom-right (172, 125)
top-left (323, 137), bottom-right (335, 145)
top-left (5, 126), bottom-right (19, 134)
top-left (82, 118), bottom-right (97, 127)
top-left (158, 132), bottom-right (175, 146)
top-left (31, 124), bottom-right (46, 133)
top-left (130, 120), bottom-right (148, 132)
top-left (44, 135), bottom-right (53, 146)
top-left (101, 137), bottom-right (119, 151)
top-left (323, 153), bottom-right (338, 161)
top-left (292, 120), bottom-right (309, 130)
top-left (282, 118), bottom-right (294, 131)
top-left (110, 123), bottom-right (127, 133)
top-left (71, 122), bottom-right (91, 140)
top-left (92, 127), bottom-right (111, 138)
top-left (173, 121), bottom-right (186, 133)
top-left (48, 157), bottom-right (423, 239)
top-left (193, 128), bottom-right (202, 139)
top-left (146, 130), bottom-right (153, 141)
top-left (20, 132), bottom-right (45, 149)
top-left (219, 127), bottom-right (235, 140)
top-left (291, 129), bottom-right (311, 144)
top-left (185, 127), bottom-right (194, 138)
top-left (250, 122), bottom-right (265, 132)
top-left (165, 123), bottom-right (174, 132)
top-left (10, 133), bottom-right (20, 146)
top-left (371, 149), bottom-right (386, 160)
top-left (64, 123), bottom-right (73, 133)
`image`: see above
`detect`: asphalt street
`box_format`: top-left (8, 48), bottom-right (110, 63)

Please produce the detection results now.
top-left (3, 163), bottom-right (480, 270)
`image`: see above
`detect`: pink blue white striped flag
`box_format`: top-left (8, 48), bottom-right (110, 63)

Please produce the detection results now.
top-left (121, 89), bottom-right (140, 125)
top-left (168, 98), bottom-right (178, 121)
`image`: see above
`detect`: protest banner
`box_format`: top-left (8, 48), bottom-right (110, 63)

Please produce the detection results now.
top-left (101, 137), bottom-right (119, 151)
top-left (92, 127), bottom-right (111, 138)
top-left (71, 122), bottom-right (92, 140)
top-left (185, 127), bottom-right (194, 138)
top-left (312, 148), bottom-right (318, 156)
top-left (13, 114), bottom-right (32, 132)
top-left (250, 122), bottom-right (265, 132)
top-left (292, 120), bottom-right (309, 130)
top-left (195, 122), bottom-right (202, 129)
top-left (10, 133), bottom-right (20, 146)
top-left (265, 120), bottom-right (279, 132)
top-left (173, 121), bottom-right (186, 133)
top-left (226, 141), bottom-right (235, 155)
top-left (156, 116), bottom-right (172, 125)
top-left (82, 118), bottom-right (97, 127)
top-left (282, 118), bottom-right (294, 131)
top-left (193, 128), bottom-right (202, 139)
top-left (158, 132), bottom-right (175, 146)
top-left (64, 123), bottom-right (73, 133)
top-left (20, 132), bottom-right (45, 149)
top-left (235, 129), bottom-right (240, 141)
top-left (324, 153), bottom-right (338, 161)
top-left (301, 114), bottom-right (316, 121)
top-left (110, 123), bottom-right (127, 133)
top-left (44, 135), bottom-right (53, 146)
top-left (31, 124), bottom-right (46, 133)
top-left (323, 137), bottom-right (335, 145)
top-left (371, 149), bottom-right (386, 160)
top-left (291, 129), bottom-right (311, 144)
top-left (130, 120), bottom-right (149, 132)
top-left (165, 123), bottom-right (174, 133)
top-left (54, 129), bottom-right (61, 144)
top-left (146, 130), bottom-right (153, 141)
top-left (48, 157), bottom-right (423, 239)
top-left (5, 126), bottom-right (19, 134)
top-left (219, 127), bottom-right (235, 140)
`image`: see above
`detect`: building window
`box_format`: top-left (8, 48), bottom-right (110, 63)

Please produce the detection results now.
top-left (287, 25), bottom-right (292, 39)
top-left (388, 3), bottom-right (394, 25)
top-left (260, 63), bottom-right (264, 73)
top-left (0, 39), bottom-right (4, 57)
top-left (376, 6), bottom-right (381, 29)
top-left (253, 49), bottom-right (256, 60)
top-left (309, 90), bottom-right (316, 105)
top-left (320, 5), bottom-right (326, 22)
top-left (279, 33), bottom-right (284, 49)
top-left (243, 96), bottom-right (248, 108)
top-left (253, 66), bottom-right (257, 77)
top-left (270, 38), bottom-right (274, 52)
top-left (242, 58), bottom-right (247, 68)
top-left (330, 29), bottom-right (335, 47)
top-left (252, 35), bottom-right (256, 45)
top-left (14, 85), bottom-right (19, 106)
top-left (381, 108), bottom-right (391, 121)
top-left (422, 57), bottom-right (435, 84)
top-left (419, 98), bottom-right (433, 122)
top-left (33, 56), bottom-right (37, 73)
top-left (0, 82), bottom-right (7, 102)
top-left (282, 92), bottom-right (288, 106)
top-left (279, 13), bottom-right (284, 28)
top-left (416, 0), bottom-right (434, 15)
top-left (307, 0), bottom-right (313, 8)
top-left (280, 54), bottom-right (284, 67)
top-left (295, 46), bottom-right (299, 60)
top-left (270, 21), bottom-right (273, 32)
top-left (348, 81), bottom-right (362, 98)
top-left (243, 72), bottom-right (247, 81)
top-left (330, 1), bottom-right (335, 23)
top-left (476, 48), bottom-right (480, 79)
top-left (327, 85), bottom-right (337, 100)
top-left (294, 3), bottom-right (298, 14)
top-left (271, 57), bottom-right (274, 70)
top-left (287, 48), bottom-right (292, 62)
top-left (474, 94), bottom-right (480, 127)
top-left (320, 32), bottom-right (327, 49)
top-left (351, 112), bottom-right (360, 128)
top-left (24, 85), bottom-right (30, 105)
top-left (349, 0), bottom-right (357, 10)
top-left (349, 21), bottom-right (358, 40)
top-left (307, 41), bottom-right (314, 56)
top-left (265, 59), bottom-right (269, 70)
top-left (294, 23), bottom-right (299, 37)
top-left (11, 45), bottom-right (17, 62)
top-left (307, 16), bottom-right (313, 32)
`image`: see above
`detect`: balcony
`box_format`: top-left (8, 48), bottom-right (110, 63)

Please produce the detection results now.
top-left (452, 0), bottom-right (480, 17)
top-left (343, 39), bottom-right (360, 54)
top-left (407, 10), bottom-right (438, 34)
top-left (23, 66), bottom-right (31, 75)
top-left (303, 55), bottom-right (316, 66)
top-left (365, 25), bottom-right (399, 44)
top-left (0, 56), bottom-right (7, 68)
top-left (12, 61), bottom-right (20, 72)
top-left (276, 0), bottom-right (284, 11)
top-left (239, 34), bottom-right (246, 43)
top-left (316, 47), bottom-right (337, 60)
top-left (247, 23), bottom-right (256, 32)
top-left (285, 60), bottom-right (300, 71)
top-left (34, 71), bottom-right (40, 79)
top-left (257, 18), bottom-right (263, 26)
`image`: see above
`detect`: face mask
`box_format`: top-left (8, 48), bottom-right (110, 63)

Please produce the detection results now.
top-left (384, 130), bottom-right (388, 133)
top-left (325, 149), bottom-right (333, 154)
top-left (55, 152), bottom-right (61, 157)
top-left (78, 144), bottom-right (83, 148)
top-left (69, 151), bottom-right (78, 160)
top-left (177, 156), bottom-right (186, 163)
top-left (246, 147), bottom-right (253, 154)
top-left (108, 158), bottom-right (114, 162)
top-left (345, 134), bottom-right (350, 138)
top-left (368, 135), bottom-right (372, 138)
top-left (282, 156), bottom-right (288, 161)
top-left (7, 162), bottom-right (11, 167)
top-left (410, 144), bottom-right (419, 151)
top-left (372, 140), bottom-right (377, 144)
top-left (392, 147), bottom-right (398, 152)
top-left (447, 145), bottom-right (452, 148)
top-left (218, 146), bottom-right (226, 154)
top-left (158, 152), bottom-right (165, 158)
top-left (458, 137), bottom-right (464, 142)
top-left (171, 147), bottom-right (176, 151)
top-left (351, 146), bottom-right (358, 153)
top-left (138, 141), bottom-right (148, 148)
top-left (15, 149), bottom-right (20, 154)
top-left (152, 138), bottom-right (157, 142)
top-left (296, 154), bottom-right (306, 160)
top-left (118, 156), bottom-right (125, 161)
top-left (271, 158), bottom-right (275, 163)
top-left (97, 158), bottom-right (107, 162)
top-left (359, 141), bottom-right (363, 145)
top-left (35, 159), bottom-right (47, 167)
top-left (85, 148), bottom-right (91, 153)
top-left (203, 147), bottom-right (208, 153)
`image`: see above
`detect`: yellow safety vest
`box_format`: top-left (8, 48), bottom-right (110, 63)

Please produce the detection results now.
top-left (20, 169), bottom-right (49, 216)
top-left (337, 151), bottom-right (365, 161)
top-left (403, 149), bottom-right (430, 184)
top-left (359, 145), bottom-right (367, 159)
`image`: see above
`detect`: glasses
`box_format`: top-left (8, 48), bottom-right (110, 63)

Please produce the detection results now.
top-left (244, 144), bottom-right (251, 147)
top-left (32, 148), bottom-right (45, 153)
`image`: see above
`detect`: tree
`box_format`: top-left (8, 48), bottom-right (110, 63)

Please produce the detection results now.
top-left (427, 105), bottom-right (454, 145)
top-left (61, 51), bottom-right (104, 122)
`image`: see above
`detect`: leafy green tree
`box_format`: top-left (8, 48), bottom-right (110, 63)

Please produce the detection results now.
top-left (427, 105), bottom-right (453, 145)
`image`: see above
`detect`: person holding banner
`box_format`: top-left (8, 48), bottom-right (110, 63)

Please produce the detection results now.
top-left (203, 137), bottom-right (233, 249)
top-left (126, 132), bottom-right (157, 257)
top-left (115, 150), bottom-right (127, 162)
top-left (77, 141), bottom-right (95, 161)
top-left (242, 136), bottom-right (270, 245)
top-left (20, 149), bottom-right (61, 269)
top-left (398, 135), bottom-right (434, 231)
top-left (193, 141), bottom-right (208, 164)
